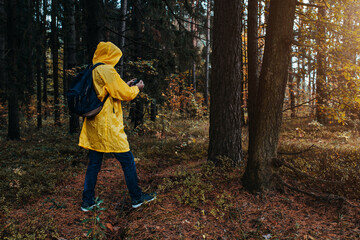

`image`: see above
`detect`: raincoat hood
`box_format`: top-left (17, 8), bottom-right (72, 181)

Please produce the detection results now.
top-left (92, 41), bottom-right (122, 67)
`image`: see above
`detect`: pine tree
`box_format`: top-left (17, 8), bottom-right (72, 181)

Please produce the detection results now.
top-left (208, 0), bottom-right (244, 164)
top-left (242, 0), bottom-right (297, 191)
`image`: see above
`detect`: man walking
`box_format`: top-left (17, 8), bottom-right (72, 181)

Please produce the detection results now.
top-left (79, 41), bottom-right (156, 211)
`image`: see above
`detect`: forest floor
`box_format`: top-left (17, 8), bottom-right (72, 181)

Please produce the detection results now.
top-left (0, 114), bottom-right (360, 239)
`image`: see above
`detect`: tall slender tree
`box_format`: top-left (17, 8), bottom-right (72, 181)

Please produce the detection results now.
top-left (36, 0), bottom-right (42, 129)
top-left (242, 0), bottom-right (297, 191)
top-left (0, 0), bottom-right (5, 93)
top-left (64, 0), bottom-right (79, 133)
top-left (84, 0), bottom-right (105, 60)
top-left (208, 0), bottom-right (244, 164)
top-left (42, 0), bottom-right (48, 118)
top-left (204, 0), bottom-right (211, 107)
top-left (6, 0), bottom-right (20, 140)
top-left (247, 0), bottom-right (259, 137)
top-left (315, 5), bottom-right (326, 124)
top-left (191, 0), bottom-right (198, 92)
top-left (51, 0), bottom-right (61, 126)
top-left (118, 0), bottom-right (127, 78)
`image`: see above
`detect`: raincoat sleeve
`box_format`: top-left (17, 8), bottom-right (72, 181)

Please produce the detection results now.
top-left (102, 67), bottom-right (140, 101)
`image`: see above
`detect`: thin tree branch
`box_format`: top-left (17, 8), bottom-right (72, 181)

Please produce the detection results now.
top-left (282, 98), bottom-right (316, 112)
top-left (296, 1), bottom-right (322, 8)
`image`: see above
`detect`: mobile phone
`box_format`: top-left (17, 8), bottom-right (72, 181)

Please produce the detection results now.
top-left (131, 79), bottom-right (141, 86)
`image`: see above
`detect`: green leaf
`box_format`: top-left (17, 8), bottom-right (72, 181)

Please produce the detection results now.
top-left (99, 222), bottom-right (106, 229)
top-left (96, 216), bottom-right (100, 222)
top-left (87, 228), bottom-right (93, 236)
top-left (81, 219), bottom-right (92, 223)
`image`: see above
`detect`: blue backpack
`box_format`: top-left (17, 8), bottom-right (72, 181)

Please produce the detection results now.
top-left (67, 62), bottom-right (109, 117)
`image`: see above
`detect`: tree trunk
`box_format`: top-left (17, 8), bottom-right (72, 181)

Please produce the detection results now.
top-left (85, 0), bottom-right (105, 61)
top-left (6, 0), bottom-right (20, 140)
top-left (51, 0), bottom-right (61, 126)
top-left (64, 0), bottom-right (79, 133)
top-left (36, 0), bottom-right (42, 129)
top-left (247, 0), bottom-right (259, 138)
top-left (42, 0), bottom-right (48, 119)
top-left (118, 0), bottom-right (127, 78)
top-left (240, 13), bottom-right (245, 126)
top-left (289, 66), bottom-right (296, 118)
top-left (208, 0), bottom-right (244, 165)
top-left (130, 0), bottom-right (144, 128)
top-left (0, 0), bottom-right (5, 92)
top-left (191, 0), bottom-right (198, 92)
top-left (204, 0), bottom-right (211, 107)
top-left (133, 0), bottom-right (142, 58)
top-left (315, 6), bottom-right (326, 124)
top-left (242, 0), bottom-right (297, 192)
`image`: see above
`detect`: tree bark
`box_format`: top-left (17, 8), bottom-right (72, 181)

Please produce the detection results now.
top-left (36, 0), bottom-right (42, 129)
top-left (64, 0), bottom-right (79, 133)
top-left (289, 66), bottom-right (296, 118)
top-left (247, 0), bottom-right (259, 139)
top-left (118, 0), bottom-right (127, 78)
top-left (242, 0), bottom-right (297, 192)
top-left (42, 0), bottom-right (48, 118)
top-left (0, 0), bottom-right (5, 92)
top-left (191, 0), bottom-right (198, 92)
top-left (6, 0), bottom-right (20, 140)
top-left (51, 0), bottom-right (61, 126)
top-left (315, 6), bottom-right (326, 124)
top-left (204, 0), bottom-right (211, 107)
top-left (208, 0), bottom-right (244, 165)
top-left (133, 0), bottom-right (143, 58)
top-left (25, 0), bottom-right (34, 122)
top-left (85, 0), bottom-right (105, 61)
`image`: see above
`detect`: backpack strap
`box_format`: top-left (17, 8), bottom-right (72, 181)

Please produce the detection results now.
top-left (91, 62), bottom-right (109, 103)
top-left (91, 62), bottom-right (105, 70)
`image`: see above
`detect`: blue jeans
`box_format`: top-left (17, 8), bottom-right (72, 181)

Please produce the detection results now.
top-left (82, 150), bottom-right (142, 204)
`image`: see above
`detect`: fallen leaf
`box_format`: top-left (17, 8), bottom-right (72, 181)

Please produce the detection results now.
top-left (105, 223), bottom-right (114, 232)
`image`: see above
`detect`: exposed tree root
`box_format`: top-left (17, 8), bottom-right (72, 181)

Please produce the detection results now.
top-left (272, 157), bottom-right (359, 207)
top-left (278, 144), bottom-right (315, 155)
top-left (273, 157), bottom-right (341, 185)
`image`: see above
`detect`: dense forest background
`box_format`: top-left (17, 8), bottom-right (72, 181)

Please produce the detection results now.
top-left (1, 0), bottom-right (360, 239)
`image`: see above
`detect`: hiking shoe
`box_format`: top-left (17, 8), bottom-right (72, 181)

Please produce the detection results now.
top-left (132, 192), bottom-right (157, 209)
top-left (80, 202), bottom-right (96, 212)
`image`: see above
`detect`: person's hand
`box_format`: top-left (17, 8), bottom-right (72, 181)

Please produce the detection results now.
top-left (127, 78), bottom-right (137, 86)
top-left (136, 80), bottom-right (144, 91)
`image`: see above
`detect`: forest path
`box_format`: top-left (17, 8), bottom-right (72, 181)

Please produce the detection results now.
top-left (3, 152), bottom-right (360, 239)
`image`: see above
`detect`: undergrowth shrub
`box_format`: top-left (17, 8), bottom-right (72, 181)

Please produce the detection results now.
top-left (0, 209), bottom-right (59, 239)
top-left (202, 156), bottom-right (236, 182)
top-left (159, 169), bottom-right (213, 208)
top-left (0, 126), bottom-right (86, 207)
top-left (129, 117), bottom-right (208, 173)
top-left (210, 191), bottom-right (234, 219)
top-left (279, 125), bottom-right (360, 200)
top-left (159, 156), bottom-right (240, 209)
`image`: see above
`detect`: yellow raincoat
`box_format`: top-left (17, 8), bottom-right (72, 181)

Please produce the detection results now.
top-left (79, 42), bottom-right (139, 153)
